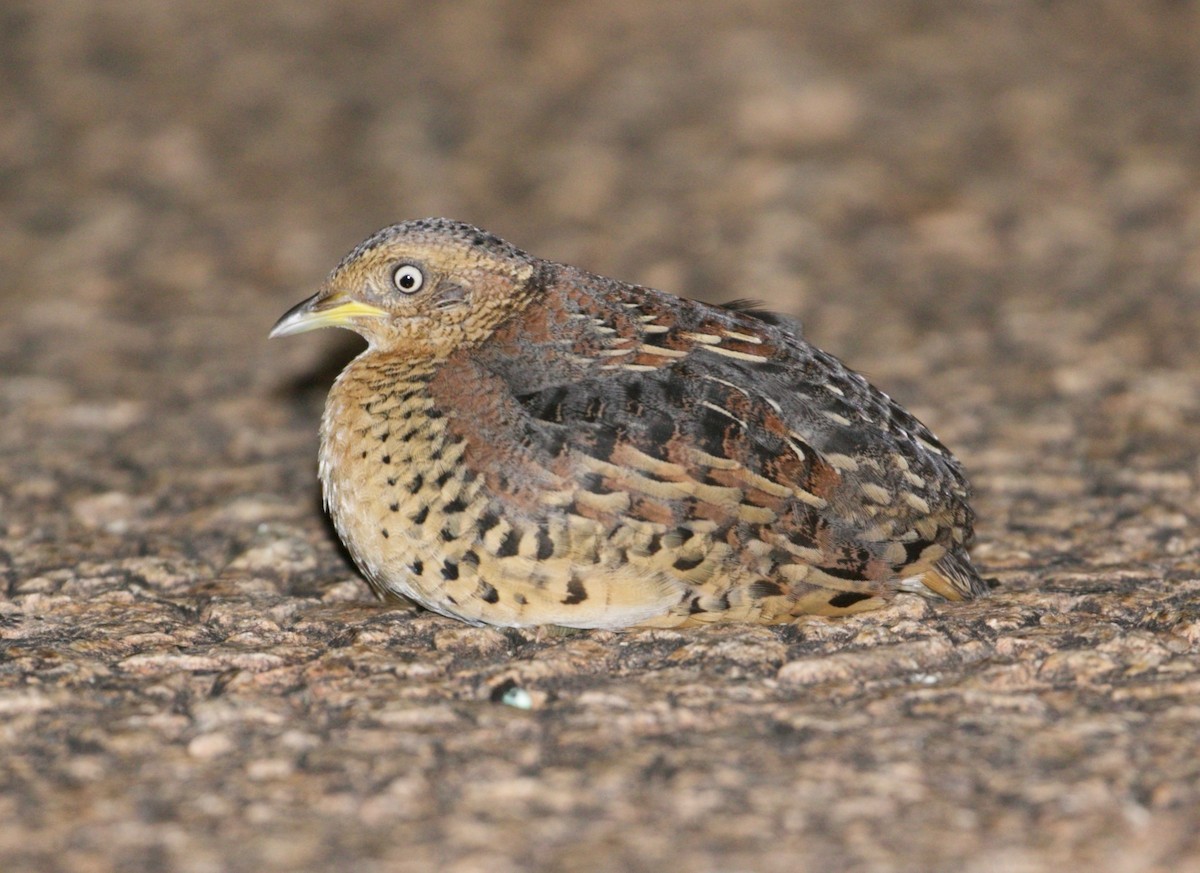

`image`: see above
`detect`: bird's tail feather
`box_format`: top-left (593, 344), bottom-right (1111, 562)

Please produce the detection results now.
top-left (912, 550), bottom-right (987, 601)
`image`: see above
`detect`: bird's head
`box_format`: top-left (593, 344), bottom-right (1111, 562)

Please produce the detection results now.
top-left (270, 219), bottom-right (542, 357)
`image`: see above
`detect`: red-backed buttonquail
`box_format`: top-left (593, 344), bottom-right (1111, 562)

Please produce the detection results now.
top-left (272, 219), bottom-right (985, 629)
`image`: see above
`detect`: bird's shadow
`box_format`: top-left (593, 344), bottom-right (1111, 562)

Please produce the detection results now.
top-left (271, 332), bottom-right (367, 409)
top-left (269, 332), bottom-right (370, 590)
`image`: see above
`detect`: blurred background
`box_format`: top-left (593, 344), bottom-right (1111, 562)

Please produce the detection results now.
top-left (6, 2), bottom-right (1196, 385)
top-left (2, 2), bottom-right (1199, 872)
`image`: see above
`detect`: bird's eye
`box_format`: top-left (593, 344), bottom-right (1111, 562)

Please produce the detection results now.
top-left (392, 264), bottom-right (424, 294)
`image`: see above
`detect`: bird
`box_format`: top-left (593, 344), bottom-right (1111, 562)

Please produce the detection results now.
top-left (271, 218), bottom-right (986, 629)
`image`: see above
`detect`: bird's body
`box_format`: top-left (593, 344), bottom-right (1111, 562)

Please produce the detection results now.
top-left (273, 219), bottom-right (985, 629)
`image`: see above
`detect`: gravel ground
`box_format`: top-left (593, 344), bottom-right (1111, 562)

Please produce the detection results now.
top-left (2, 3), bottom-right (1199, 871)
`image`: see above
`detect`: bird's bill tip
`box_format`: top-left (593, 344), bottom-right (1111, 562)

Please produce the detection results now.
top-left (269, 294), bottom-right (389, 338)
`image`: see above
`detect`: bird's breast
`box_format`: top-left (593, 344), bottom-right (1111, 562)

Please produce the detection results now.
top-left (318, 355), bottom-right (473, 604)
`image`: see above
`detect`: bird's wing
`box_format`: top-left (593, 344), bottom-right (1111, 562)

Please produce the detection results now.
top-left (472, 274), bottom-right (981, 604)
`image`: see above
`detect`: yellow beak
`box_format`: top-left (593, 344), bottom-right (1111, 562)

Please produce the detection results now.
top-left (269, 293), bottom-right (389, 338)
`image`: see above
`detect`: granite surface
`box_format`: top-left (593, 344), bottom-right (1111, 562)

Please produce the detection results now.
top-left (2, 3), bottom-right (1199, 871)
